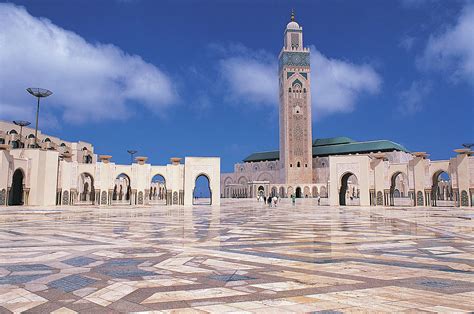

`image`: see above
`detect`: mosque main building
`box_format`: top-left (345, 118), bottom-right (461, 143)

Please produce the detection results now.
top-left (221, 13), bottom-right (474, 208)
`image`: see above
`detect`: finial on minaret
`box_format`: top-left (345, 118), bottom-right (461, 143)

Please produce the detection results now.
top-left (291, 9), bottom-right (295, 21)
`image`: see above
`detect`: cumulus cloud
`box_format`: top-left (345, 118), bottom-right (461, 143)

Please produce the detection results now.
top-left (398, 80), bottom-right (432, 114)
top-left (417, 3), bottom-right (474, 84)
top-left (311, 47), bottom-right (381, 115)
top-left (0, 3), bottom-right (177, 124)
top-left (218, 44), bottom-right (381, 117)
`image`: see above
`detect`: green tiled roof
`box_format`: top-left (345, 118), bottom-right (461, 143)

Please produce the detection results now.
top-left (243, 151), bottom-right (279, 162)
top-left (313, 136), bottom-right (354, 147)
top-left (243, 137), bottom-right (409, 162)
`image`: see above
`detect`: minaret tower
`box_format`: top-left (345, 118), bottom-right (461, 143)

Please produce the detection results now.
top-left (279, 11), bottom-right (313, 184)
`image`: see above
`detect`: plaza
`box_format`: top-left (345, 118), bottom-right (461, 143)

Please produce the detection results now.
top-left (0, 199), bottom-right (473, 313)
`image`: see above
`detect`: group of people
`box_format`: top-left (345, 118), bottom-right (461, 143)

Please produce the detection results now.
top-left (257, 194), bottom-right (280, 207)
top-left (257, 194), bottom-right (322, 206)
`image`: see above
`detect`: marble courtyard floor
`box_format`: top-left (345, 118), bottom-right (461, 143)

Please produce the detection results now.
top-left (0, 200), bottom-right (473, 313)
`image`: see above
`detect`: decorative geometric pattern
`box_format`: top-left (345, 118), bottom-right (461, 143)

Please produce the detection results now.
top-left (279, 51), bottom-right (310, 71)
top-left (63, 256), bottom-right (96, 267)
top-left (0, 200), bottom-right (473, 313)
top-left (138, 191), bottom-right (143, 204)
top-left (101, 190), bottom-right (107, 204)
top-left (376, 191), bottom-right (383, 205)
top-left (0, 189), bottom-right (5, 205)
top-left (62, 190), bottom-right (69, 205)
top-left (417, 191), bottom-right (424, 206)
top-left (461, 190), bottom-right (469, 206)
top-left (173, 191), bottom-right (178, 204)
top-left (48, 274), bottom-right (96, 292)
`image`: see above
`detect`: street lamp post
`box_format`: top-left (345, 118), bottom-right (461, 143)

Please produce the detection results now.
top-left (127, 150), bottom-right (138, 164)
top-left (26, 88), bottom-right (52, 148)
top-left (12, 120), bottom-right (31, 148)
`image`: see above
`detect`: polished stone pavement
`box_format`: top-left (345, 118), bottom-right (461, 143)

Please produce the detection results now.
top-left (0, 199), bottom-right (473, 313)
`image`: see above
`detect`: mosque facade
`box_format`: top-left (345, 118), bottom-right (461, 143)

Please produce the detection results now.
top-left (221, 13), bottom-right (474, 208)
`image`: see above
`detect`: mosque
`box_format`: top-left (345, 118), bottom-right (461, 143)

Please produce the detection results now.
top-left (220, 12), bottom-right (474, 208)
top-left (0, 120), bottom-right (220, 207)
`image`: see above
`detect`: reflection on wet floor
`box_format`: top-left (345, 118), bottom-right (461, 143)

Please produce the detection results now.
top-left (0, 199), bottom-right (473, 313)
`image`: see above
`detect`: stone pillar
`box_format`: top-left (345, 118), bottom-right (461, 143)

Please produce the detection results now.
top-left (371, 153), bottom-right (386, 206)
top-left (410, 152), bottom-right (429, 207)
top-left (454, 149), bottom-right (472, 207)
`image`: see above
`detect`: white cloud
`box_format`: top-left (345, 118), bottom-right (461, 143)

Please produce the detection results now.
top-left (218, 44), bottom-right (381, 117)
top-left (398, 80), bottom-right (432, 114)
top-left (417, 3), bottom-right (474, 84)
top-left (0, 3), bottom-right (177, 124)
top-left (311, 48), bottom-right (381, 115)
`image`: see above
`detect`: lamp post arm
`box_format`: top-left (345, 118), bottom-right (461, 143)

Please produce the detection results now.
top-left (34, 97), bottom-right (40, 148)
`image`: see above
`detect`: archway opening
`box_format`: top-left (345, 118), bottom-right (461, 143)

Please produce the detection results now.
top-left (271, 186), bottom-right (277, 197)
top-left (389, 172), bottom-right (410, 206)
top-left (257, 185), bottom-right (265, 197)
top-left (193, 174), bottom-right (211, 205)
top-left (312, 186), bottom-right (319, 198)
top-left (339, 172), bottom-right (359, 206)
top-left (295, 187), bottom-right (302, 198)
top-left (150, 174), bottom-right (166, 205)
top-left (279, 186), bottom-right (285, 198)
top-left (78, 173), bottom-right (94, 205)
top-left (113, 173), bottom-right (131, 204)
top-left (432, 171), bottom-right (454, 207)
top-left (8, 169), bottom-right (24, 205)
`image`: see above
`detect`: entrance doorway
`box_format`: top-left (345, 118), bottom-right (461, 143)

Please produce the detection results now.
top-left (339, 172), bottom-right (359, 206)
top-left (432, 171), bottom-right (454, 207)
top-left (193, 174), bottom-right (211, 205)
top-left (295, 187), bottom-right (302, 198)
top-left (150, 174), bottom-right (166, 205)
top-left (8, 169), bottom-right (24, 205)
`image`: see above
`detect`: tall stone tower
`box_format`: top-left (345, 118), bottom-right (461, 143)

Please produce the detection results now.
top-left (279, 11), bottom-right (313, 185)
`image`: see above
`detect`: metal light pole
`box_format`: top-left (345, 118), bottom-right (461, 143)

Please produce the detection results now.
top-left (26, 88), bottom-right (52, 148)
top-left (127, 150), bottom-right (137, 164)
top-left (12, 120), bottom-right (31, 148)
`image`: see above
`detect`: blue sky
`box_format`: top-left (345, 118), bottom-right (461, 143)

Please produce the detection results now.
top-left (0, 0), bottom-right (473, 173)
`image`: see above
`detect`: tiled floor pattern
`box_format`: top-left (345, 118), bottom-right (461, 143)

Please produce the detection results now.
top-left (0, 199), bottom-right (473, 313)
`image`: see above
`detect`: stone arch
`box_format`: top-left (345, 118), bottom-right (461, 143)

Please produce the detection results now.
top-left (295, 187), bottom-right (302, 198)
top-left (304, 186), bottom-right (310, 198)
top-left (287, 186), bottom-right (294, 196)
top-left (339, 172), bottom-right (359, 206)
top-left (320, 186), bottom-right (327, 198)
top-left (271, 186), bottom-right (277, 197)
top-left (389, 171), bottom-right (409, 206)
top-left (9, 168), bottom-right (25, 206)
top-left (193, 173), bottom-right (211, 205)
top-left (257, 172), bottom-right (273, 182)
top-left (150, 173), bottom-right (167, 204)
top-left (312, 186), bottom-right (319, 198)
top-left (78, 172), bottom-right (95, 204)
top-left (431, 170), bottom-right (454, 207)
top-left (279, 186), bottom-right (285, 198)
top-left (238, 176), bottom-right (249, 185)
top-left (114, 173), bottom-right (131, 203)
